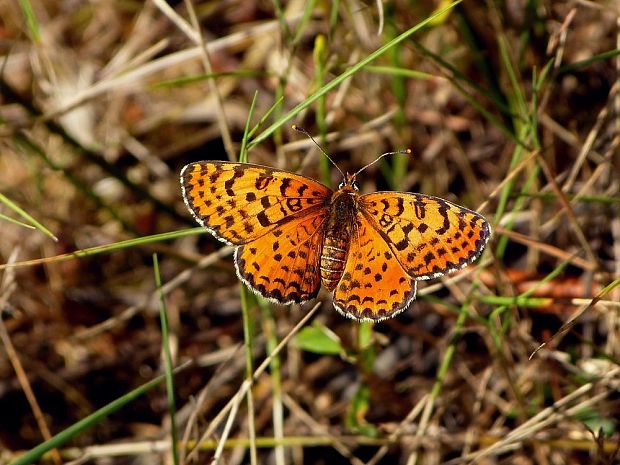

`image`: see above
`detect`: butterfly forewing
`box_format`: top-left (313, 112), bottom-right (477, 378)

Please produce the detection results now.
top-left (359, 192), bottom-right (491, 279)
top-left (181, 161), bottom-right (331, 245)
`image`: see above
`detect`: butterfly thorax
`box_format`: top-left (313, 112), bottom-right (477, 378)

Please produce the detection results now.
top-left (319, 179), bottom-right (359, 290)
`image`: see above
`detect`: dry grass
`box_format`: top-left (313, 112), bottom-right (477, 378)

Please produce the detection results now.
top-left (1, 1), bottom-right (620, 464)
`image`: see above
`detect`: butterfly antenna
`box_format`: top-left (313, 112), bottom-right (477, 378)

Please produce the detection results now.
top-left (292, 125), bottom-right (345, 178)
top-left (353, 148), bottom-right (412, 178)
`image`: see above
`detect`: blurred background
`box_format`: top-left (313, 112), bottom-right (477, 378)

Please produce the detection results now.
top-left (1, 1), bottom-right (619, 464)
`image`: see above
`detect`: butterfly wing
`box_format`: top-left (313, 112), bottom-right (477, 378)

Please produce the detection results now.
top-left (181, 161), bottom-right (331, 245)
top-left (181, 161), bottom-right (332, 304)
top-left (332, 213), bottom-right (417, 321)
top-left (235, 209), bottom-right (327, 304)
top-left (359, 192), bottom-right (491, 279)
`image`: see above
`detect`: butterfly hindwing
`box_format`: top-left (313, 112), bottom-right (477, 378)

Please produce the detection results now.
top-left (332, 212), bottom-right (417, 321)
top-left (181, 161), bottom-right (332, 245)
top-left (235, 209), bottom-right (327, 304)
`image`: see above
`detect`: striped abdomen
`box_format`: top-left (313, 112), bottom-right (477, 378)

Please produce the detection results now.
top-left (320, 190), bottom-right (356, 290)
top-left (320, 239), bottom-right (349, 290)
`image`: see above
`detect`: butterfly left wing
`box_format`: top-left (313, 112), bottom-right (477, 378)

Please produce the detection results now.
top-left (333, 213), bottom-right (417, 321)
top-left (359, 192), bottom-right (491, 279)
top-left (181, 161), bottom-right (331, 245)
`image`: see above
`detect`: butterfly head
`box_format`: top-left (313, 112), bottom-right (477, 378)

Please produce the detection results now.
top-left (338, 173), bottom-right (360, 192)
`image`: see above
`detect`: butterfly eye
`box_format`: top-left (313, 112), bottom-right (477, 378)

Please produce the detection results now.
top-left (352, 180), bottom-right (360, 190)
top-left (338, 180), bottom-right (346, 189)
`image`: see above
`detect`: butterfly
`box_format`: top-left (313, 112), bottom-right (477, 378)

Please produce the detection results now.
top-left (180, 142), bottom-right (490, 322)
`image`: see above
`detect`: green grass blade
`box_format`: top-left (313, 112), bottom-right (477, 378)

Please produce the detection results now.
top-left (498, 35), bottom-right (528, 121)
top-left (240, 284), bottom-right (258, 465)
top-left (240, 91), bottom-right (259, 163)
top-left (154, 254), bottom-right (179, 465)
top-left (0, 212), bottom-right (36, 230)
top-left (18, 0), bottom-right (41, 42)
top-left (152, 70), bottom-right (268, 88)
top-left (558, 48), bottom-right (620, 74)
top-left (249, 0), bottom-right (463, 148)
top-left (8, 367), bottom-right (186, 465)
top-left (258, 299), bottom-right (285, 465)
top-left (313, 33), bottom-right (331, 187)
top-left (248, 96), bottom-right (285, 139)
top-left (364, 65), bottom-right (434, 80)
top-left (292, 0), bottom-right (318, 45)
top-left (0, 193), bottom-right (57, 242)
top-left (0, 228), bottom-right (206, 269)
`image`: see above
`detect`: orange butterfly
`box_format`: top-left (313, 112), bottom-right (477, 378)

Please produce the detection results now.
top-left (181, 143), bottom-right (490, 321)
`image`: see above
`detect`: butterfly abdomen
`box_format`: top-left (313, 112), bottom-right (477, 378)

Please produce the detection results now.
top-left (320, 190), bottom-right (357, 290)
top-left (320, 239), bottom-right (348, 290)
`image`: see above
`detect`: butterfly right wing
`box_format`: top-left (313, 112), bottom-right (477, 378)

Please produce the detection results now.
top-left (180, 161), bottom-right (332, 245)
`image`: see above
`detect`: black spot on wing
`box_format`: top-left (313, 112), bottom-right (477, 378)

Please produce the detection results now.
top-left (224, 169), bottom-right (243, 192)
top-left (255, 174), bottom-right (273, 190)
top-left (257, 211), bottom-right (271, 227)
top-left (394, 238), bottom-right (408, 251)
top-left (435, 200), bottom-right (451, 235)
top-left (401, 222), bottom-right (414, 236)
top-left (414, 198), bottom-right (426, 219)
top-left (286, 198), bottom-right (303, 212)
top-left (395, 197), bottom-right (404, 216)
top-left (279, 177), bottom-right (292, 196)
top-left (261, 196), bottom-right (272, 208)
